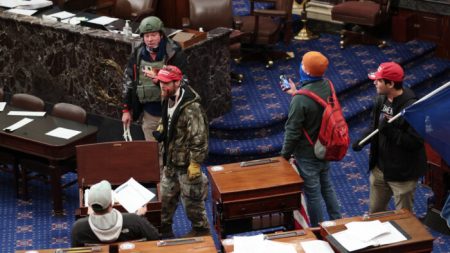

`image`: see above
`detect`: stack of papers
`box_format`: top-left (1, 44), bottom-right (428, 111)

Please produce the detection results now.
top-left (330, 220), bottom-right (408, 252)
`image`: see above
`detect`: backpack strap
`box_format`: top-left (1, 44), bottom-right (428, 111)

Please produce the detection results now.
top-left (293, 79), bottom-right (337, 145)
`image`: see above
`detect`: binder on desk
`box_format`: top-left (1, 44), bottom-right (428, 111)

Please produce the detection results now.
top-left (326, 221), bottom-right (410, 252)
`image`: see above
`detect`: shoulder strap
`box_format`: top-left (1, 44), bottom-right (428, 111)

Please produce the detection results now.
top-left (294, 79), bottom-right (337, 108)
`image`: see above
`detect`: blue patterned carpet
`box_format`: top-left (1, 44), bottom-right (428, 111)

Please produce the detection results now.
top-left (2, 1), bottom-right (450, 252)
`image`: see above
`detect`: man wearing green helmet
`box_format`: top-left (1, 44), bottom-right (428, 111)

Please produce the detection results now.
top-left (121, 16), bottom-right (186, 141)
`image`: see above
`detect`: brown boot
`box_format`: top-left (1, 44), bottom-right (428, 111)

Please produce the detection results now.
top-left (183, 227), bottom-right (210, 238)
top-left (159, 224), bottom-right (174, 239)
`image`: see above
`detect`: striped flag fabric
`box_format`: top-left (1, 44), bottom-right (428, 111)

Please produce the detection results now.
top-left (289, 159), bottom-right (310, 229)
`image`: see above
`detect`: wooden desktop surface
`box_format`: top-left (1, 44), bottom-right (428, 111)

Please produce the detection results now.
top-left (321, 209), bottom-right (434, 253)
top-left (15, 236), bottom-right (216, 253)
top-left (208, 157), bottom-right (303, 202)
top-left (222, 229), bottom-right (317, 253)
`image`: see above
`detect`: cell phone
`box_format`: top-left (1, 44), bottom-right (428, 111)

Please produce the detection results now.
top-left (280, 75), bottom-right (290, 91)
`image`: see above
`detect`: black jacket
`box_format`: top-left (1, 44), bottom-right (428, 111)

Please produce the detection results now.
top-left (122, 37), bottom-right (187, 121)
top-left (363, 88), bottom-right (427, 181)
top-left (71, 213), bottom-right (159, 247)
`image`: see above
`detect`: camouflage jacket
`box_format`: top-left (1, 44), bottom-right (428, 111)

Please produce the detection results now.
top-left (161, 84), bottom-right (208, 169)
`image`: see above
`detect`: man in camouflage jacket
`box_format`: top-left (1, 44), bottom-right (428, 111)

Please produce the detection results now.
top-left (152, 65), bottom-right (209, 238)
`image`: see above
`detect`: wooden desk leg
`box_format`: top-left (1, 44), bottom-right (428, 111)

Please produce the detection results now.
top-left (49, 160), bottom-right (63, 215)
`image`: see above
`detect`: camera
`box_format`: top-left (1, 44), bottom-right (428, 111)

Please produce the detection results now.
top-left (279, 75), bottom-right (290, 91)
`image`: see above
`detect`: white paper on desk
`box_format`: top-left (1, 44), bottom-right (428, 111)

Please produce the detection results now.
top-left (345, 220), bottom-right (389, 242)
top-left (48, 11), bottom-right (76, 20)
top-left (0, 102), bottom-right (6, 111)
top-left (331, 221), bottom-right (408, 252)
top-left (114, 177), bottom-right (155, 214)
top-left (233, 234), bottom-right (264, 253)
top-left (46, 127), bottom-right (81, 139)
top-left (16, 0), bottom-right (52, 10)
top-left (0, 0), bottom-right (21, 8)
top-left (88, 16), bottom-right (118, 25)
top-left (6, 8), bottom-right (37, 16)
top-left (300, 240), bottom-right (334, 253)
top-left (3, 118), bottom-right (34, 131)
top-left (8, 111), bottom-right (46, 116)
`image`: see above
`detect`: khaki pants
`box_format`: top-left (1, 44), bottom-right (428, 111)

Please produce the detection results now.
top-left (142, 111), bottom-right (161, 141)
top-left (369, 166), bottom-right (417, 213)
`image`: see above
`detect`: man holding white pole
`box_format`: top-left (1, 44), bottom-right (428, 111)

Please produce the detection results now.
top-left (352, 62), bottom-right (427, 213)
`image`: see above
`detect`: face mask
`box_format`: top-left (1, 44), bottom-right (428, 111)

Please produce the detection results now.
top-left (299, 64), bottom-right (322, 84)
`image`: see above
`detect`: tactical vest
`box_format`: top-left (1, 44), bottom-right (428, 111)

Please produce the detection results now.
top-left (136, 57), bottom-right (165, 103)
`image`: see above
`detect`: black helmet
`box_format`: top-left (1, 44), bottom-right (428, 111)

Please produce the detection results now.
top-left (138, 16), bottom-right (164, 36)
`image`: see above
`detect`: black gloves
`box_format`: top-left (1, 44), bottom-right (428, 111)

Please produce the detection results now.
top-left (352, 140), bottom-right (364, 152)
top-left (152, 130), bottom-right (163, 142)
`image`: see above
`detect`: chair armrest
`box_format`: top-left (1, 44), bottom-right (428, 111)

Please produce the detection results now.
top-left (254, 9), bottom-right (287, 18)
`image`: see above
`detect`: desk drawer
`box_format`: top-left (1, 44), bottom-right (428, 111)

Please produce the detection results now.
top-left (223, 193), bottom-right (300, 219)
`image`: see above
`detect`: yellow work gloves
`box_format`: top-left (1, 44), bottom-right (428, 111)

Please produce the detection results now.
top-left (187, 161), bottom-right (201, 180)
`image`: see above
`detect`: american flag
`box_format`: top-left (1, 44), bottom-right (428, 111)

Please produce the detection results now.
top-left (289, 159), bottom-right (310, 229)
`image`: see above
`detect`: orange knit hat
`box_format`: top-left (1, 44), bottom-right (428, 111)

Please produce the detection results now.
top-left (302, 51), bottom-right (329, 77)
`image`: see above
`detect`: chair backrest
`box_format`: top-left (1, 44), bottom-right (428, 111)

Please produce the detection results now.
top-left (275, 0), bottom-right (294, 21)
top-left (0, 87), bottom-right (4, 102)
top-left (113, 0), bottom-right (158, 21)
top-left (52, 102), bottom-right (87, 124)
top-left (188, 0), bottom-right (234, 31)
top-left (76, 141), bottom-right (160, 188)
top-left (10, 93), bottom-right (45, 111)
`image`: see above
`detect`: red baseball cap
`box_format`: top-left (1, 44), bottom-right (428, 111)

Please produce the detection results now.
top-left (155, 65), bottom-right (183, 83)
top-left (368, 62), bottom-right (404, 82)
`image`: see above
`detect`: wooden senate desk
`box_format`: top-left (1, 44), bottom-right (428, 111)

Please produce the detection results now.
top-left (15, 236), bottom-right (216, 253)
top-left (222, 229), bottom-right (318, 253)
top-left (208, 157), bottom-right (304, 239)
top-left (320, 209), bottom-right (434, 253)
top-left (0, 104), bottom-right (98, 214)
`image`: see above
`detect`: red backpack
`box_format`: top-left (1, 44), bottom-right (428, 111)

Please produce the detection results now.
top-left (294, 80), bottom-right (349, 161)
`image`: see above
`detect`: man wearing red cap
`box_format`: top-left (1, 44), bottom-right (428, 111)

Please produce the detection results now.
top-left (352, 62), bottom-right (427, 213)
top-left (152, 65), bottom-right (210, 238)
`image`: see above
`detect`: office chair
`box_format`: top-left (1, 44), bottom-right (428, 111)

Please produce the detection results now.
top-left (19, 103), bottom-right (87, 199)
top-left (331, 0), bottom-right (391, 48)
top-left (234, 0), bottom-right (295, 68)
top-left (182, 0), bottom-right (246, 83)
top-left (10, 93), bottom-right (45, 111)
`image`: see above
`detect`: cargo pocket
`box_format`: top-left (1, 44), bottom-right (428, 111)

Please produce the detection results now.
top-left (180, 173), bottom-right (208, 201)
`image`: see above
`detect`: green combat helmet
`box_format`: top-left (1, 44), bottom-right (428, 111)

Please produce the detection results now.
top-left (138, 16), bottom-right (164, 36)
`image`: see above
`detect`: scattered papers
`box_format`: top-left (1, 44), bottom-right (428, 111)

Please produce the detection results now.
top-left (0, 102), bottom-right (5, 111)
top-left (114, 178), bottom-right (155, 213)
top-left (331, 221), bottom-right (408, 252)
top-left (88, 16), bottom-right (118, 26)
top-left (47, 11), bottom-right (76, 20)
top-left (46, 127), bottom-right (81, 140)
top-left (8, 111), bottom-right (46, 117)
top-left (5, 8), bottom-right (37, 16)
top-left (3, 118), bottom-right (34, 132)
top-left (233, 234), bottom-right (297, 253)
top-left (1, 0), bottom-right (53, 9)
top-left (300, 240), bottom-right (334, 253)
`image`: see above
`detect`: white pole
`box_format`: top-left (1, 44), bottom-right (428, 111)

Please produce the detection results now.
top-left (358, 81), bottom-right (450, 146)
